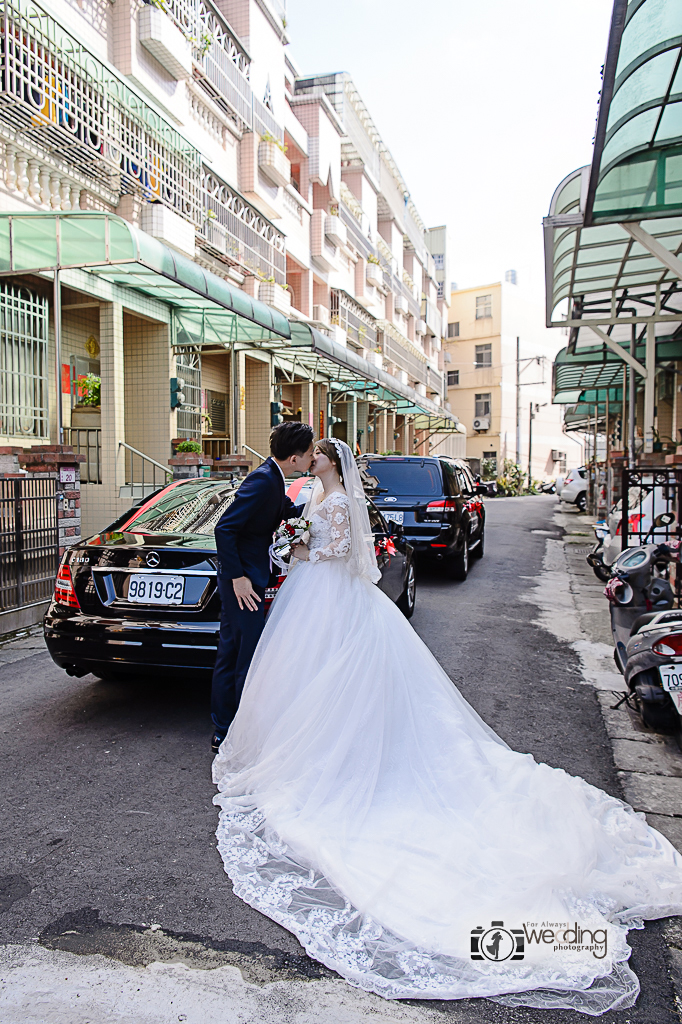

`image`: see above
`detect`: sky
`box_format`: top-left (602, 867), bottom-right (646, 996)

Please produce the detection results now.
top-left (285, 0), bottom-right (614, 308)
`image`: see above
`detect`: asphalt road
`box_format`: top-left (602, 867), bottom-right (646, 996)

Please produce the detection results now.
top-left (1, 495), bottom-right (679, 1023)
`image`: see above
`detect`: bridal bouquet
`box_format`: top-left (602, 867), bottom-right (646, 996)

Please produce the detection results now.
top-left (269, 517), bottom-right (311, 573)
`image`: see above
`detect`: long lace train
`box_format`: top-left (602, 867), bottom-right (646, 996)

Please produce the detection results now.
top-left (213, 495), bottom-right (682, 1015)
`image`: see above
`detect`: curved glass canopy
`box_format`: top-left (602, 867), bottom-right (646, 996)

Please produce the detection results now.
top-left (585, 0), bottom-right (682, 225)
top-left (0, 211), bottom-right (291, 340)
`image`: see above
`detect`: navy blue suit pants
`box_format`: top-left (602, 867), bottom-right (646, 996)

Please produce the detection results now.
top-left (210, 575), bottom-right (266, 735)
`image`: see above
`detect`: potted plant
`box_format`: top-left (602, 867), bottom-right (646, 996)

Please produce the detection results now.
top-left (70, 373), bottom-right (101, 427)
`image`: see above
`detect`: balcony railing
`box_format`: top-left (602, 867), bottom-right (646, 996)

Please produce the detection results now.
top-left (0, 0), bottom-right (202, 221)
top-left (330, 289), bottom-right (377, 349)
top-left (199, 167), bottom-right (286, 284)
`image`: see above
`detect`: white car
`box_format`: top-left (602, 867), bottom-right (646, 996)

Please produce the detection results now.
top-left (602, 483), bottom-right (677, 565)
top-left (559, 467), bottom-right (587, 512)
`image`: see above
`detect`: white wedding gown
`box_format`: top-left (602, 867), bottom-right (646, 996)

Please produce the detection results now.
top-left (213, 491), bottom-right (682, 1015)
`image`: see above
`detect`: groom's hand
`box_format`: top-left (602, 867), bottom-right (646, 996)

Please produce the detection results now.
top-left (232, 576), bottom-right (261, 612)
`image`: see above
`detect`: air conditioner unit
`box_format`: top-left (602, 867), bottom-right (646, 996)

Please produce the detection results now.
top-left (472, 417), bottom-right (490, 432)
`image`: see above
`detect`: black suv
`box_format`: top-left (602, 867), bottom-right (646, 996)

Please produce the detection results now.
top-left (357, 455), bottom-right (485, 580)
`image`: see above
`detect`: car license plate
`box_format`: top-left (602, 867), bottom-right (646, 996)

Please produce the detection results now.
top-left (127, 573), bottom-right (184, 605)
top-left (383, 511), bottom-right (404, 525)
top-left (659, 663), bottom-right (682, 693)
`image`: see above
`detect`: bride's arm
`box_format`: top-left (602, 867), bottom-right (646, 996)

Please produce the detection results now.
top-left (308, 497), bottom-right (351, 563)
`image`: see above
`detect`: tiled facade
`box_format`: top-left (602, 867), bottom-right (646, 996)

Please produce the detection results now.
top-left (0, 0), bottom-right (463, 535)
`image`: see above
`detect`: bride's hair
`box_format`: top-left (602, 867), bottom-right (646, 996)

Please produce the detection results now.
top-left (314, 439), bottom-right (343, 481)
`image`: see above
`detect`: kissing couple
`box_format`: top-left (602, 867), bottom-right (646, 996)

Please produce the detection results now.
top-left (208, 421), bottom-right (682, 1014)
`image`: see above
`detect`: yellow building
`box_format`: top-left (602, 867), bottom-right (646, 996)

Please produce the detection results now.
top-left (446, 279), bottom-right (579, 479)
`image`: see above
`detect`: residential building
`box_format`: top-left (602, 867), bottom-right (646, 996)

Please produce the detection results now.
top-left (0, 0), bottom-right (461, 540)
top-left (446, 280), bottom-right (576, 480)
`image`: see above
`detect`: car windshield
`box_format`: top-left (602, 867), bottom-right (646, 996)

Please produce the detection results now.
top-left (121, 481), bottom-right (237, 535)
top-left (364, 460), bottom-right (442, 496)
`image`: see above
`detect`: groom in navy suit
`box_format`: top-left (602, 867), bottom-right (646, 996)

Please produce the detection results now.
top-left (210, 421), bottom-right (314, 751)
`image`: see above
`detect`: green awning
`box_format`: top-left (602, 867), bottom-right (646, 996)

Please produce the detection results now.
top-left (552, 339), bottom-right (682, 401)
top-left (544, 166), bottom-right (682, 325)
top-left (585, 0), bottom-right (682, 225)
top-left (287, 323), bottom-right (456, 423)
top-left (0, 211), bottom-right (290, 340)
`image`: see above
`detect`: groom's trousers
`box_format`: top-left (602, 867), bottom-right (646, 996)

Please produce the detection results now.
top-left (210, 575), bottom-right (266, 735)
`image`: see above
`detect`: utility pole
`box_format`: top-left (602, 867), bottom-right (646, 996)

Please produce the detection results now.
top-left (528, 402), bottom-right (547, 490)
top-left (515, 336), bottom-right (520, 464)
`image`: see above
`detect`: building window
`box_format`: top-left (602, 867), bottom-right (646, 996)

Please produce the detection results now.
top-left (475, 393), bottom-right (491, 418)
top-left (475, 343), bottom-right (492, 367)
top-left (433, 254), bottom-right (444, 269)
top-left (475, 294), bottom-right (492, 319)
top-left (447, 370), bottom-right (459, 386)
top-left (0, 284), bottom-right (48, 438)
top-left (447, 322), bottom-right (459, 338)
top-left (176, 351), bottom-right (202, 440)
top-left (437, 282), bottom-right (444, 299)
top-left (482, 451), bottom-right (497, 474)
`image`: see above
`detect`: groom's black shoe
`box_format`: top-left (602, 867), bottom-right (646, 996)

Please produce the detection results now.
top-left (211, 732), bottom-right (226, 754)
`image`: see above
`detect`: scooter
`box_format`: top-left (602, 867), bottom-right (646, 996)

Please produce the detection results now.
top-left (603, 511), bottom-right (682, 733)
top-left (587, 519), bottom-right (611, 582)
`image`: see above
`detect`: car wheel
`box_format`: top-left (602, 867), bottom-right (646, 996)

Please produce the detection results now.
top-left (472, 528), bottom-right (484, 559)
top-left (576, 492), bottom-right (587, 512)
top-left (397, 561), bottom-right (416, 618)
top-left (446, 538), bottom-right (469, 581)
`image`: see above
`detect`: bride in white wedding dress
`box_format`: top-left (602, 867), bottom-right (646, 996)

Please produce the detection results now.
top-left (212, 438), bottom-right (682, 1015)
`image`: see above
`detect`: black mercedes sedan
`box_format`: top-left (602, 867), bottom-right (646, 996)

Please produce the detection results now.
top-left (44, 477), bottom-right (416, 681)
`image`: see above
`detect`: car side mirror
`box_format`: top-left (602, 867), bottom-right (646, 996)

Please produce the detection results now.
top-left (475, 483), bottom-right (487, 495)
top-left (655, 511), bottom-right (676, 528)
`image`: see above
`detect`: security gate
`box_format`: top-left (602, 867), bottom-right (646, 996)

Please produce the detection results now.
top-left (0, 477), bottom-right (59, 611)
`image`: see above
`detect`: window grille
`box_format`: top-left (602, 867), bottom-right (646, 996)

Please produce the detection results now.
top-left (447, 370), bottom-right (459, 386)
top-left (475, 294), bottom-right (492, 319)
top-left (475, 393), bottom-right (491, 418)
top-left (475, 343), bottom-right (492, 367)
top-left (176, 350), bottom-right (202, 440)
top-left (0, 284), bottom-right (48, 439)
top-left (447, 322), bottom-right (459, 338)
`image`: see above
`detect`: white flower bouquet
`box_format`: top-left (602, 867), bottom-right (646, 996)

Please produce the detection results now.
top-left (269, 517), bottom-right (311, 573)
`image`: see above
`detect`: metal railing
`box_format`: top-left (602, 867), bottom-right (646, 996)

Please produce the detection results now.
top-left (64, 428), bottom-right (101, 484)
top-left (242, 444), bottom-right (266, 463)
top-left (620, 467), bottom-right (682, 551)
top-left (0, 0), bottom-right (202, 219)
top-left (0, 476), bottom-right (58, 611)
top-left (119, 441), bottom-right (171, 501)
top-left (199, 167), bottom-right (286, 283)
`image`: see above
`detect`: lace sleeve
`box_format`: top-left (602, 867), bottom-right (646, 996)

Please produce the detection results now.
top-left (309, 494), bottom-right (351, 562)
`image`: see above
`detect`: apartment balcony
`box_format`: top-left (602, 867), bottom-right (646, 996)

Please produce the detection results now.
top-left (258, 140), bottom-right (291, 188)
top-left (366, 262), bottom-right (384, 289)
top-left (330, 289), bottom-right (377, 349)
top-left (426, 365), bottom-right (445, 398)
top-left (376, 320), bottom-right (431, 389)
top-left (325, 214), bottom-right (346, 249)
top-left (139, 5), bottom-right (192, 79)
top-left (0, 0), bottom-right (202, 221)
top-left (311, 210), bottom-right (338, 272)
top-left (338, 201), bottom-right (375, 260)
top-left (421, 298), bottom-right (442, 338)
top-left (199, 167), bottom-right (286, 284)
top-left (258, 281), bottom-right (291, 314)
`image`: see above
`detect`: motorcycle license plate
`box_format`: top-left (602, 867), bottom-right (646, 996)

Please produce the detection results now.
top-left (127, 573), bottom-right (184, 605)
top-left (383, 511), bottom-right (404, 525)
top-left (658, 663), bottom-right (682, 693)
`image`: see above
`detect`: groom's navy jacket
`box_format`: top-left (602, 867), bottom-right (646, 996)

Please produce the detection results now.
top-left (214, 457), bottom-right (304, 587)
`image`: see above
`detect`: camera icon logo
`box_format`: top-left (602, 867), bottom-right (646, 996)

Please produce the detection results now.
top-left (471, 921), bottom-right (525, 961)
